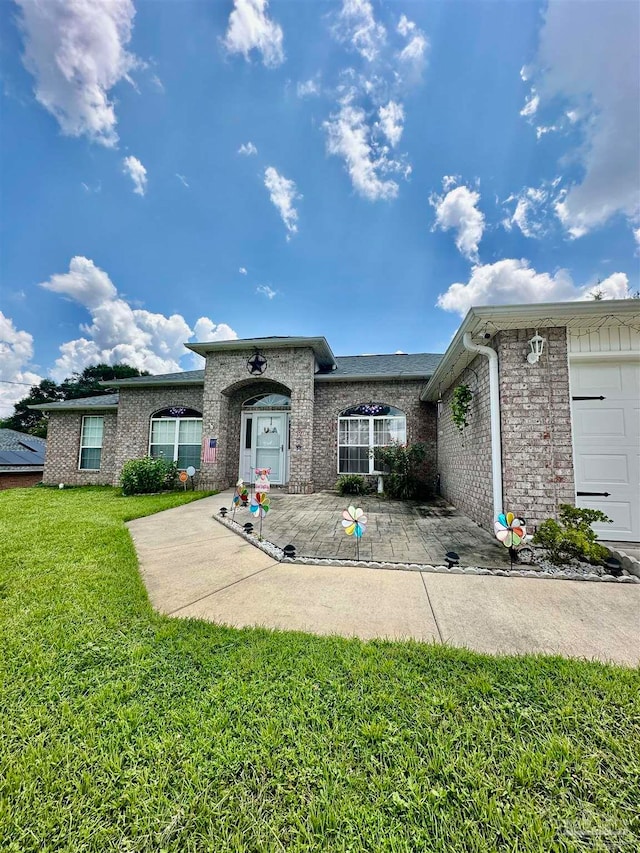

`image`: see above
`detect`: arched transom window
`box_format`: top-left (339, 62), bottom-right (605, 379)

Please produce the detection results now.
top-left (149, 407), bottom-right (202, 470)
top-left (243, 393), bottom-right (291, 409)
top-left (338, 403), bottom-right (406, 474)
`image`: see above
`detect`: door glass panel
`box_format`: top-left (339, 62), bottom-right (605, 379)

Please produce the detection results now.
top-left (255, 415), bottom-right (282, 481)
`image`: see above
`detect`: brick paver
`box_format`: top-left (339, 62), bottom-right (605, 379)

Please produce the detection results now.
top-left (233, 490), bottom-right (512, 568)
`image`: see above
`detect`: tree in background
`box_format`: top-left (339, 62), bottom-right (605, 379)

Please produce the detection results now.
top-left (0, 364), bottom-right (149, 437)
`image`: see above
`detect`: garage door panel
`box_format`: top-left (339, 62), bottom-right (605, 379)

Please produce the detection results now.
top-left (573, 407), bottom-right (625, 437)
top-left (579, 454), bottom-right (629, 484)
top-left (577, 500), bottom-right (634, 539)
top-left (572, 363), bottom-right (622, 391)
top-left (571, 358), bottom-right (639, 542)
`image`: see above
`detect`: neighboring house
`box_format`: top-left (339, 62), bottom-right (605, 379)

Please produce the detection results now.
top-left (33, 300), bottom-right (640, 542)
top-left (0, 429), bottom-right (46, 489)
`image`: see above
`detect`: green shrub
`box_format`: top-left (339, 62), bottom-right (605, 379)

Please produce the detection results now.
top-left (336, 474), bottom-right (368, 496)
top-left (120, 456), bottom-right (178, 496)
top-left (533, 504), bottom-right (611, 565)
top-left (374, 442), bottom-right (428, 500)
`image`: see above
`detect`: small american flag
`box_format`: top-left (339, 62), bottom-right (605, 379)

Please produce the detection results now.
top-left (202, 437), bottom-right (218, 463)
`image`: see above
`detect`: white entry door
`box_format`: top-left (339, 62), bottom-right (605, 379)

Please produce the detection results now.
top-left (570, 359), bottom-right (640, 541)
top-left (254, 413), bottom-right (286, 483)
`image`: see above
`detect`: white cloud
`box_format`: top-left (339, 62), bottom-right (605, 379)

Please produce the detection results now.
top-left (122, 156), bottom-right (147, 196)
top-left (324, 98), bottom-right (409, 201)
top-left (297, 77), bottom-right (321, 98)
top-left (15, 0), bottom-right (138, 147)
top-left (238, 141), bottom-right (258, 156)
top-left (436, 259), bottom-right (630, 316)
top-left (239, 267), bottom-right (248, 275)
top-left (397, 14), bottom-right (414, 38)
top-left (502, 186), bottom-right (551, 238)
top-left (396, 15), bottom-right (428, 78)
top-left (335, 0), bottom-right (386, 62)
top-left (378, 100), bottom-right (404, 147)
top-left (525, 0), bottom-right (640, 238)
top-left (224, 0), bottom-right (284, 68)
top-left (264, 166), bottom-right (300, 236)
top-left (256, 285), bottom-right (277, 299)
top-left (176, 173), bottom-right (189, 188)
top-left (520, 90), bottom-right (539, 117)
top-left (324, 8), bottom-right (426, 200)
top-left (192, 317), bottom-right (238, 342)
top-left (430, 182), bottom-right (485, 262)
top-left (0, 312), bottom-right (43, 417)
top-left (39, 257), bottom-right (237, 380)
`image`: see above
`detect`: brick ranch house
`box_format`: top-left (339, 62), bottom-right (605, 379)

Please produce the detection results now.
top-left (35, 300), bottom-right (640, 542)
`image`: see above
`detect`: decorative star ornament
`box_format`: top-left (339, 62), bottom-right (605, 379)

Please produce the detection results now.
top-left (247, 352), bottom-right (268, 376)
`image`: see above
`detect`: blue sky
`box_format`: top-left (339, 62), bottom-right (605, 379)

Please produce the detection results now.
top-left (1, 0), bottom-right (639, 415)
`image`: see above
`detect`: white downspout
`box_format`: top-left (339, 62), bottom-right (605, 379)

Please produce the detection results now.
top-left (462, 333), bottom-right (503, 521)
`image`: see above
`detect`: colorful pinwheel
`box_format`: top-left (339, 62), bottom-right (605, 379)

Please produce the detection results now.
top-left (494, 512), bottom-right (526, 548)
top-left (250, 492), bottom-right (270, 518)
top-left (342, 506), bottom-right (367, 538)
top-left (232, 481), bottom-right (249, 507)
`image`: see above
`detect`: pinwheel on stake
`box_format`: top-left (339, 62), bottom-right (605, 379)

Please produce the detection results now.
top-left (494, 512), bottom-right (529, 566)
top-left (342, 506), bottom-right (367, 560)
top-left (250, 492), bottom-right (270, 539)
top-left (232, 480), bottom-right (249, 521)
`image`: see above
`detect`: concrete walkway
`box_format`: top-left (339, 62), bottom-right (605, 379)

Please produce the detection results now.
top-left (127, 492), bottom-right (640, 667)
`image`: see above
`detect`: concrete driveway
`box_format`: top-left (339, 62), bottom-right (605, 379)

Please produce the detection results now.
top-left (127, 492), bottom-right (640, 667)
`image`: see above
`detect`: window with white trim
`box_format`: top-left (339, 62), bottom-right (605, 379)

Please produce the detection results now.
top-left (338, 404), bottom-right (406, 474)
top-left (149, 408), bottom-right (203, 469)
top-left (79, 416), bottom-right (104, 470)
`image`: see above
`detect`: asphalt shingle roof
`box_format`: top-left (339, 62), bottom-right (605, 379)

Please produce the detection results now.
top-left (31, 393), bottom-right (121, 411)
top-left (102, 370), bottom-right (204, 387)
top-left (31, 354), bottom-right (442, 411)
top-left (0, 429), bottom-right (46, 468)
top-left (320, 353), bottom-right (443, 379)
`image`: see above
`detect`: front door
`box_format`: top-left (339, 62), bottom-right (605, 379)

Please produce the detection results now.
top-left (253, 413), bottom-right (287, 485)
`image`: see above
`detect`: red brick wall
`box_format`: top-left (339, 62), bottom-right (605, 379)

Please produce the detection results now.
top-left (0, 471), bottom-right (43, 490)
top-left (437, 353), bottom-right (494, 530)
top-left (313, 379), bottom-right (437, 491)
top-left (498, 327), bottom-right (575, 528)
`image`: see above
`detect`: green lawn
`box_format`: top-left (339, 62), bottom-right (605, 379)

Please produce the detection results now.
top-left (1, 488), bottom-right (638, 852)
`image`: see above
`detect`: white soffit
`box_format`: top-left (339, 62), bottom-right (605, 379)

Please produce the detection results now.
top-left (422, 300), bottom-right (640, 401)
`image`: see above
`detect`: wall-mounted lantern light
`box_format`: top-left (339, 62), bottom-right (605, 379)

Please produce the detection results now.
top-left (526, 331), bottom-right (546, 364)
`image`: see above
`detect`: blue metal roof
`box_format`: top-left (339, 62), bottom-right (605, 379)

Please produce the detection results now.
top-left (0, 429), bottom-right (46, 468)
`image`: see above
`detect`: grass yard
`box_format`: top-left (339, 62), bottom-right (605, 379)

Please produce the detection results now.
top-left (1, 487), bottom-right (639, 852)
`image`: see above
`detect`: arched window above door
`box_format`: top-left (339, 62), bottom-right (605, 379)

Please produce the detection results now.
top-left (242, 393), bottom-right (291, 409)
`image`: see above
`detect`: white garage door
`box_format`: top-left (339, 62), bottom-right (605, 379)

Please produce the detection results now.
top-left (570, 359), bottom-right (640, 542)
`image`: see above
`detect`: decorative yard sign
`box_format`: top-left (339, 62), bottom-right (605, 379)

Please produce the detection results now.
top-left (342, 506), bottom-right (367, 561)
top-left (255, 468), bottom-right (271, 493)
top-left (179, 471), bottom-right (188, 490)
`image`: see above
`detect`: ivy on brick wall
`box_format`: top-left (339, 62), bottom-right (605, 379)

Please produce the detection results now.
top-left (451, 384), bottom-right (473, 433)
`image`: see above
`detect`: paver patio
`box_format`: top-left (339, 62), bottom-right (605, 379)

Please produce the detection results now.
top-left (229, 489), bottom-right (512, 568)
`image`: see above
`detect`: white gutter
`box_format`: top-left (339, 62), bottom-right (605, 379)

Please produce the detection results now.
top-left (462, 333), bottom-right (503, 521)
